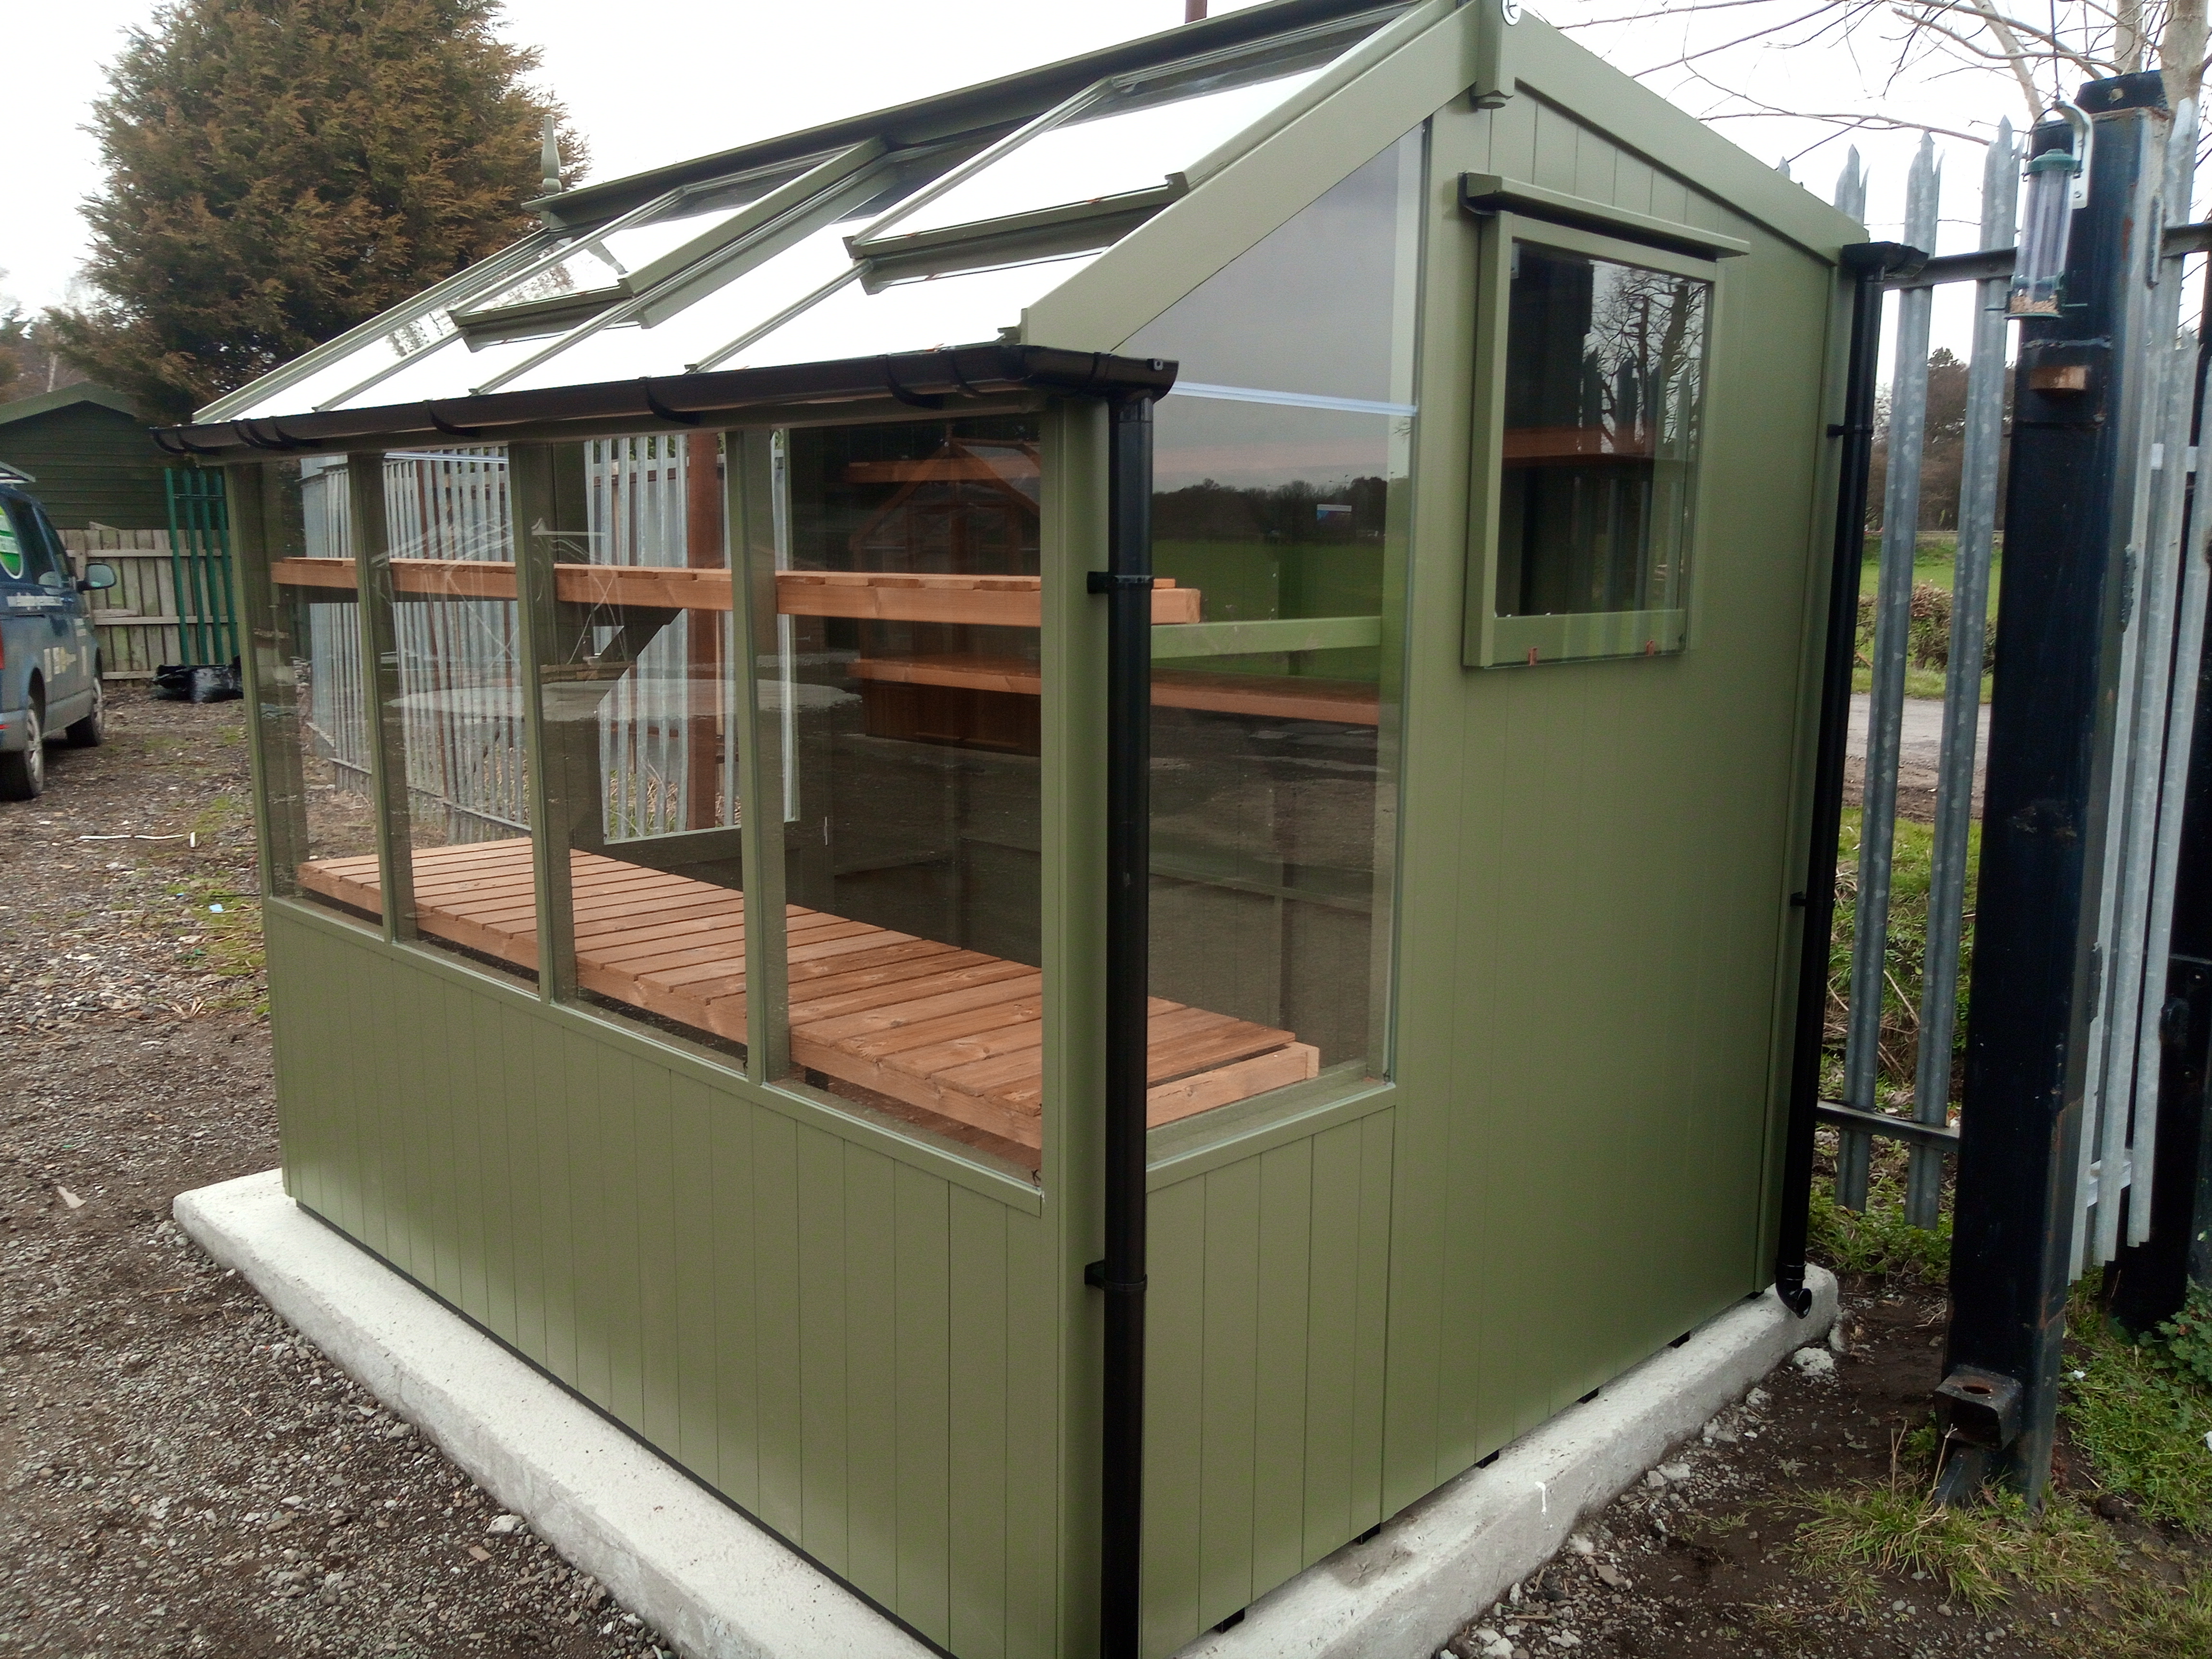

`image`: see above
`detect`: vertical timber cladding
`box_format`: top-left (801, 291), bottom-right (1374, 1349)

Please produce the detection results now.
top-left (1396, 76), bottom-right (1837, 1493)
top-left (1117, 25), bottom-right (1847, 1654)
top-left (265, 902), bottom-right (1067, 1658)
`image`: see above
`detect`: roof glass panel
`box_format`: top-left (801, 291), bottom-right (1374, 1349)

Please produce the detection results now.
top-left (866, 28), bottom-right (1372, 249)
top-left (333, 330), bottom-right (562, 408)
top-left (222, 240), bottom-right (555, 419)
top-left (465, 165), bottom-right (810, 316)
top-left (486, 153), bottom-right (963, 394)
top-left (714, 251), bottom-right (1103, 372)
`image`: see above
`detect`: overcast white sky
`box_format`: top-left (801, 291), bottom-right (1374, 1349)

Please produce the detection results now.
top-left (0, 0), bottom-right (2157, 366)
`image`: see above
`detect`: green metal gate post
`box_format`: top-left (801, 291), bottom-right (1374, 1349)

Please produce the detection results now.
top-left (164, 466), bottom-right (237, 665)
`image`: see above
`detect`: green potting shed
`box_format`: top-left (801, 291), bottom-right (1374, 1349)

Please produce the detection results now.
top-left (168, 1), bottom-right (1861, 1652)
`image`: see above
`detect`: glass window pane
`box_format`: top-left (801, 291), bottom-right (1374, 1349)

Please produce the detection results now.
top-left (529, 434), bottom-right (743, 1051)
top-left (1121, 127), bottom-right (1423, 1137)
top-left (466, 166), bottom-right (811, 316)
top-left (380, 447), bottom-right (537, 984)
top-left (758, 416), bottom-right (1047, 1175)
top-left (1122, 138), bottom-right (1417, 404)
top-left (487, 150), bottom-right (964, 392)
top-left (228, 243), bottom-right (553, 419)
top-left (879, 27), bottom-right (1380, 245)
top-left (331, 332), bottom-right (559, 409)
top-left (719, 251), bottom-right (1101, 371)
top-left (256, 458), bottom-right (380, 923)
top-left (1496, 242), bottom-right (1708, 619)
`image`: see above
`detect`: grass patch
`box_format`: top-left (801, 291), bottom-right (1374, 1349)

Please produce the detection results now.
top-left (1850, 664), bottom-right (1992, 702)
top-left (2063, 1295), bottom-right (2212, 1534)
top-left (1828, 811), bottom-right (1976, 1111)
top-left (168, 876), bottom-right (266, 1000)
top-left (2104, 1563), bottom-right (2212, 1658)
top-left (1794, 1481), bottom-right (2116, 1613)
top-left (1807, 1154), bottom-right (1951, 1283)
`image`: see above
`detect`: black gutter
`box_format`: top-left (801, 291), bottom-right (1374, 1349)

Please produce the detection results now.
top-left (153, 344), bottom-right (1178, 461)
top-left (527, 0), bottom-right (1410, 228)
top-left (1775, 240), bottom-right (1923, 1316)
top-left (1087, 395), bottom-right (1155, 1659)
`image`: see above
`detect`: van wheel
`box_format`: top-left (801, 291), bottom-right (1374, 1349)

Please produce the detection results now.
top-left (0, 700), bottom-right (45, 800)
top-left (65, 674), bottom-right (105, 747)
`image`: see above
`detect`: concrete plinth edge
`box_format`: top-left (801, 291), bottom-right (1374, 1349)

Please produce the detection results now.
top-left (1174, 1267), bottom-right (1839, 1659)
top-left (174, 1170), bottom-right (935, 1659)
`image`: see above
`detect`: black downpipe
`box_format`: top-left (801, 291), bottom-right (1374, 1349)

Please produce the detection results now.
top-left (1776, 242), bottom-right (1912, 1315)
top-left (1091, 393), bottom-right (1155, 1659)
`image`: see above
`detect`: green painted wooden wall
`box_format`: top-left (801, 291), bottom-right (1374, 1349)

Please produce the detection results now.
top-left (0, 394), bottom-right (173, 529)
top-left (268, 908), bottom-right (1069, 1657)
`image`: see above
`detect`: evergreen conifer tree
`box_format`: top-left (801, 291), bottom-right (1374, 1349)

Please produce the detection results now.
top-left (50, 0), bottom-right (580, 420)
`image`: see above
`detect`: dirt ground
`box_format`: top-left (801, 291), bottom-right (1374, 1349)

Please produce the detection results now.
top-left (2, 687), bottom-right (2201, 1659)
top-left (1439, 1273), bottom-right (2211, 1659)
top-left (0, 689), bottom-right (669, 1659)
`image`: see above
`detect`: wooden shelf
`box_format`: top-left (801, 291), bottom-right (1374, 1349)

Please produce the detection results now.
top-left (272, 559), bottom-right (1203, 627)
top-left (855, 653), bottom-right (1379, 725)
top-left (297, 838), bottom-right (1317, 1156)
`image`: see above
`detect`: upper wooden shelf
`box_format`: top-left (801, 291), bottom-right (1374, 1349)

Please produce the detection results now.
top-left (271, 559), bottom-right (1202, 626)
top-left (856, 652), bottom-right (1379, 726)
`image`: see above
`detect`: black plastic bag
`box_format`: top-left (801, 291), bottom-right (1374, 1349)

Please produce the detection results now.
top-left (152, 661), bottom-right (243, 703)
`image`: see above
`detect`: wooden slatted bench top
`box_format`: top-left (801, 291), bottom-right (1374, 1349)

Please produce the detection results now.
top-left (297, 838), bottom-right (1317, 1158)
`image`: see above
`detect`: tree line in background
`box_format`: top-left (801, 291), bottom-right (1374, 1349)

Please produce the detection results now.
top-left (1866, 348), bottom-right (2013, 535)
top-left (23, 0), bottom-right (578, 423)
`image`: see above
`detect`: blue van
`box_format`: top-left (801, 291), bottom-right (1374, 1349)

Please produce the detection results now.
top-left (0, 472), bottom-right (115, 799)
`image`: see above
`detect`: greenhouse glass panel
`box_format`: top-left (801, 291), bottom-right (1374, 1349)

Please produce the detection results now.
top-left (252, 459), bottom-right (380, 923)
top-left (331, 331), bottom-right (563, 409)
top-left (526, 434), bottom-right (744, 1053)
top-left (867, 21), bottom-right (1383, 250)
top-left (496, 153), bottom-right (964, 391)
top-left (224, 241), bottom-right (553, 419)
top-left (461, 166), bottom-right (811, 320)
top-left (708, 252), bottom-right (1103, 372)
top-left (1122, 129), bottom-right (1424, 1138)
top-left (755, 416), bottom-right (1049, 1174)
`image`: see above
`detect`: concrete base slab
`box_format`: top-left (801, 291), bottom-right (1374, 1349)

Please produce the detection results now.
top-left (174, 1170), bottom-right (935, 1659)
top-left (178, 1169), bottom-right (1832, 1659)
top-left (1173, 1268), bottom-right (1838, 1659)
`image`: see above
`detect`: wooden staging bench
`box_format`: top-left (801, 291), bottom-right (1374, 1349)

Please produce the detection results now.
top-left (298, 839), bottom-right (1318, 1157)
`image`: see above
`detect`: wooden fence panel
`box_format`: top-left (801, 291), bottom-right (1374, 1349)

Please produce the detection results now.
top-left (61, 528), bottom-right (190, 679)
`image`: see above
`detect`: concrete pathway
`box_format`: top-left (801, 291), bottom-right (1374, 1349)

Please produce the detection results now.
top-left (1845, 693), bottom-right (1990, 817)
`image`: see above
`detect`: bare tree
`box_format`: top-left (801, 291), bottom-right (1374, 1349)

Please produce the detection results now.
top-left (1558, 0), bottom-right (2206, 153)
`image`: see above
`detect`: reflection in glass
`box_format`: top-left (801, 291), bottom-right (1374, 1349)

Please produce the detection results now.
top-left (767, 418), bottom-right (1047, 1171)
top-left (1121, 127), bottom-right (1423, 1134)
top-left (1496, 243), bottom-right (1707, 618)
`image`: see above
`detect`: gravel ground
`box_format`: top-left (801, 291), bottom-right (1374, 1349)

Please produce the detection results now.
top-left (0, 689), bottom-right (667, 1659)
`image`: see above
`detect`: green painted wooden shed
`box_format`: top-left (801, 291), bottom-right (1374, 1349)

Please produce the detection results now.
top-left (0, 384), bottom-right (174, 530)
top-left (166, 2), bottom-right (1861, 1652)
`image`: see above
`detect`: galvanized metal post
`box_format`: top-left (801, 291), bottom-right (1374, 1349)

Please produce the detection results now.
top-left (1909, 124), bottom-right (2019, 1228)
top-left (1938, 73), bottom-right (2170, 1506)
top-left (1840, 136), bottom-right (1941, 1208)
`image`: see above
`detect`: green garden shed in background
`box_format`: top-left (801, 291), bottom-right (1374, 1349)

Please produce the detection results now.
top-left (0, 384), bottom-right (171, 530)
top-left (162, 1), bottom-right (1859, 1652)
